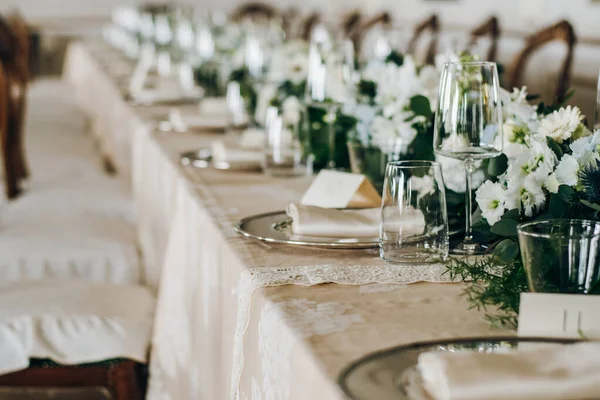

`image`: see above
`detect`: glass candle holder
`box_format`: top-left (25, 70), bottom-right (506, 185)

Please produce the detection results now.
top-left (518, 219), bottom-right (600, 294)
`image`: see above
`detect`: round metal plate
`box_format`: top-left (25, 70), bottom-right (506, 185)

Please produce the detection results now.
top-left (180, 149), bottom-right (262, 172)
top-left (338, 337), bottom-right (579, 400)
top-left (235, 211), bottom-right (379, 249)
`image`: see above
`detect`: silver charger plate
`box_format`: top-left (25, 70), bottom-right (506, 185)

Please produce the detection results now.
top-left (180, 148), bottom-right (262, 172)
top-left (338, 337), bottom-right (579, 400)
top-left (235, 211), bottom-right (379, 249)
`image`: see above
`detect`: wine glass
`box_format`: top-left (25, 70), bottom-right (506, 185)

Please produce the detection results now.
top-left (433, 61), bottom-right (503, 255)
top-left (305, 39), bottom-right (356, 170)
top-left (595, 67), bottom-right (600, 129)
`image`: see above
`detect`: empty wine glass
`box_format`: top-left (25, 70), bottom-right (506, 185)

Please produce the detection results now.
top-left (595, 68), bottom-right (600, 129)
top-left (433, 61), bottom-right (503, 255)
top-left (305, 39), bottom-right (356, 170)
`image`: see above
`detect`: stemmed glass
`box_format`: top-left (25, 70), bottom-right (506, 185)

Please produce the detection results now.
top-left (305, 39), bottom-right (356, 170)
top-left (595, 67), bottom-right (600, 129)
top-left (433, 61), bottom-right (503, 255)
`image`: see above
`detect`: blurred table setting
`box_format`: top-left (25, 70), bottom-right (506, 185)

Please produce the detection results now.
top-left (54, 3), bottom-right (600, 399)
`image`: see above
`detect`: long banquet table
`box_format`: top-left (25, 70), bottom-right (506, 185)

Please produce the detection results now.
top-left (62, 39), bottom-right (510, 400)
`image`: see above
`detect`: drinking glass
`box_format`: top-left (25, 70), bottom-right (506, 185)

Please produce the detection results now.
top-left (595, 68), bottom-right (600, 129)
top-left (262, 106), bottom-right (308, 177)
top-left (226, 81), bottom-right (250, 135)
top-left (305, 39), bottom-right (356, 170)
top-left (433, 61), bottom-right (503, 255)
top-left (380, 161), bottom-right (449, 264)
top-left (518, 220), bottom-right (600, 294)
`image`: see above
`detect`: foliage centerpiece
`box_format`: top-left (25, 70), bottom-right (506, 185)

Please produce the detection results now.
top-left (448, 88), bottom-right (600, 327)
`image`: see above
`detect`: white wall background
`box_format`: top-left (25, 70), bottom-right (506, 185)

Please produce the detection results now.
top-left (2, 0), bottom-right (600, 40)
top-left (1, 0), bottom-right (599, 119)
top-left (1, 0), bottom-right (599, 38)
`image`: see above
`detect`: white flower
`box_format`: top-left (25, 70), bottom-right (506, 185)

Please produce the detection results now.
top-left (499, 87), bottom-right (537, 123)
top-left (434, 51), bottom-right (459, 70)
top-left (281, 96), bottom-right (302, 126)
top-left (370, 113), bottom-right (418, 152)
top-left (554, 154), bottom-right (580, 187)
top-left (570, 130), bottom-right (600, 167)
top-left (409, 175), bottom-right (435, 199)
top-left (505, 175), bottom-right (546, 217)
top-left (505, 139), bottom-right (557, 183)
top-left (268, 41), bottom-right (309, 84)
top-left (544, 173), bottom-right (560, 194)
top-left (441, 134), bottom-right (470, 152)
top-left (536, 106), bottom-right (583, 143)
top-left (475, 181), bottom-right (507, 225)
top-left (436, 155), bottom-right (485, 193)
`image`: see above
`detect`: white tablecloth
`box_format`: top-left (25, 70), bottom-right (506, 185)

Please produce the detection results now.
top-left (63, 39), bottom-right (510, 400)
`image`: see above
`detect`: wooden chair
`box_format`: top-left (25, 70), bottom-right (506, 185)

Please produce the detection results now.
top-left (7, 13), bottom-right (30, 180)
top-left (300, 12), bottom-right (321, 41)
top-left (230, 2), bottom-right (279, 22)
top-left (407, 14), bottom-right (439, 65)
top-left (0, 360), bottom-right (146, 400)
top-left (0, 61), bottom-right (18, 199)
top-left (469, 16), bottom-right (500, 62)
top-left (509, 20), bottom-right (576, 103)
top-left (340, 10), bottom-right (362, 38)
top-left (351, 11), bottom-right (392, 58)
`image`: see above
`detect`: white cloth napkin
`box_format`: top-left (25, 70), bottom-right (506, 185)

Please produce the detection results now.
top-left (286, 204), bottom-right (425, 238)
top-left (418, 341), bottom-right (600, 400)
top-left (210, 141), bottom-right (263, 168)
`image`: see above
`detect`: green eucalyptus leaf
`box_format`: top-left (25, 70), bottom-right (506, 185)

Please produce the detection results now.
top-left (410, 95), bottom-right (432, 118)
top-left (487, 154), bottom-right (508, 177)
top-left (494, 239), bottom-right (519, 263)
top-left (581, 199), bottom-right (600, 212)
top-left (546, 137), bottom-right (563, 158)
top-left (490, 219), bottom-right (519, 237)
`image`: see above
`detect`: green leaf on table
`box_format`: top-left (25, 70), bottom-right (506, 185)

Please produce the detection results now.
top-left (581, 199), bottom-right (600, 212)
top-left (472, 218), bottom-right (497, 244)
top-left (487, 154), bottom-right (508, 177)
top-left (501, 209), bottom-right (520, 221)
top-left (410, 95), bottom-right (432, 118)
top-left (494, 239), bottom-right (520, 263)
top-left (546, 137), bottom-right (564, 159)
top-left (490, 219), bottom-right (518, 237)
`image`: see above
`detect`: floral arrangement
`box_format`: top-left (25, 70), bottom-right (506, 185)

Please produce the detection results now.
top-left (449, 88), bottom-right (600, 327)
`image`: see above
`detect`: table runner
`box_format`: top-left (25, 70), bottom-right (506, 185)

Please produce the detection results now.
top-left (63, 39), bottom-right (511, 400)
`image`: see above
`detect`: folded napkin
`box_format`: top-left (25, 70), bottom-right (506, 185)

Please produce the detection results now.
top-left (168, 109), bottom-right (227, 131)
top-left (199, 97), bottom-right (228, 116)
top-left (210, 141), bottom-right (263, 168)
top-left (286, 204), bottom-right (426, 238)
top-left (418, 342), bottom-right (600, 400)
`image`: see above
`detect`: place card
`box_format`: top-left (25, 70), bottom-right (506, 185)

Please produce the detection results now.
top-left (518, 293), bottom-right (600, 339)
top-left (301, 170), bottom-right (381, 209)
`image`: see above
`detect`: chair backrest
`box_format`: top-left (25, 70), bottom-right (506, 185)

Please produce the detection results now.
top-left (351, 11), bottom-right (392, 58)
top-left (0, 15), bottom-right (28, 196)
top-left (509, 20), bottom-right (576, 103)
top-left (407, 14), bottom-right (439, 65)
top-left (469, 16), bottom-right (500, 62)
top-left (300, 12), bottom-right (321, 41)
top-left (0, 60), bottom-right (19, 199)
top-left (340, 10), bottom-right (362, 38)
top-left (7, 12), bottom-right (29, 83)
top-left (230, 2), bottom-right (279, 22)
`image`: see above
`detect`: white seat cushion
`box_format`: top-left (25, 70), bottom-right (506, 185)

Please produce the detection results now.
top-left (0, 280), bottom-right (155, 375)
top-left (0, 215), bottom-right (141, 284)
top-left (4, 177), bottom-right (136, 223)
